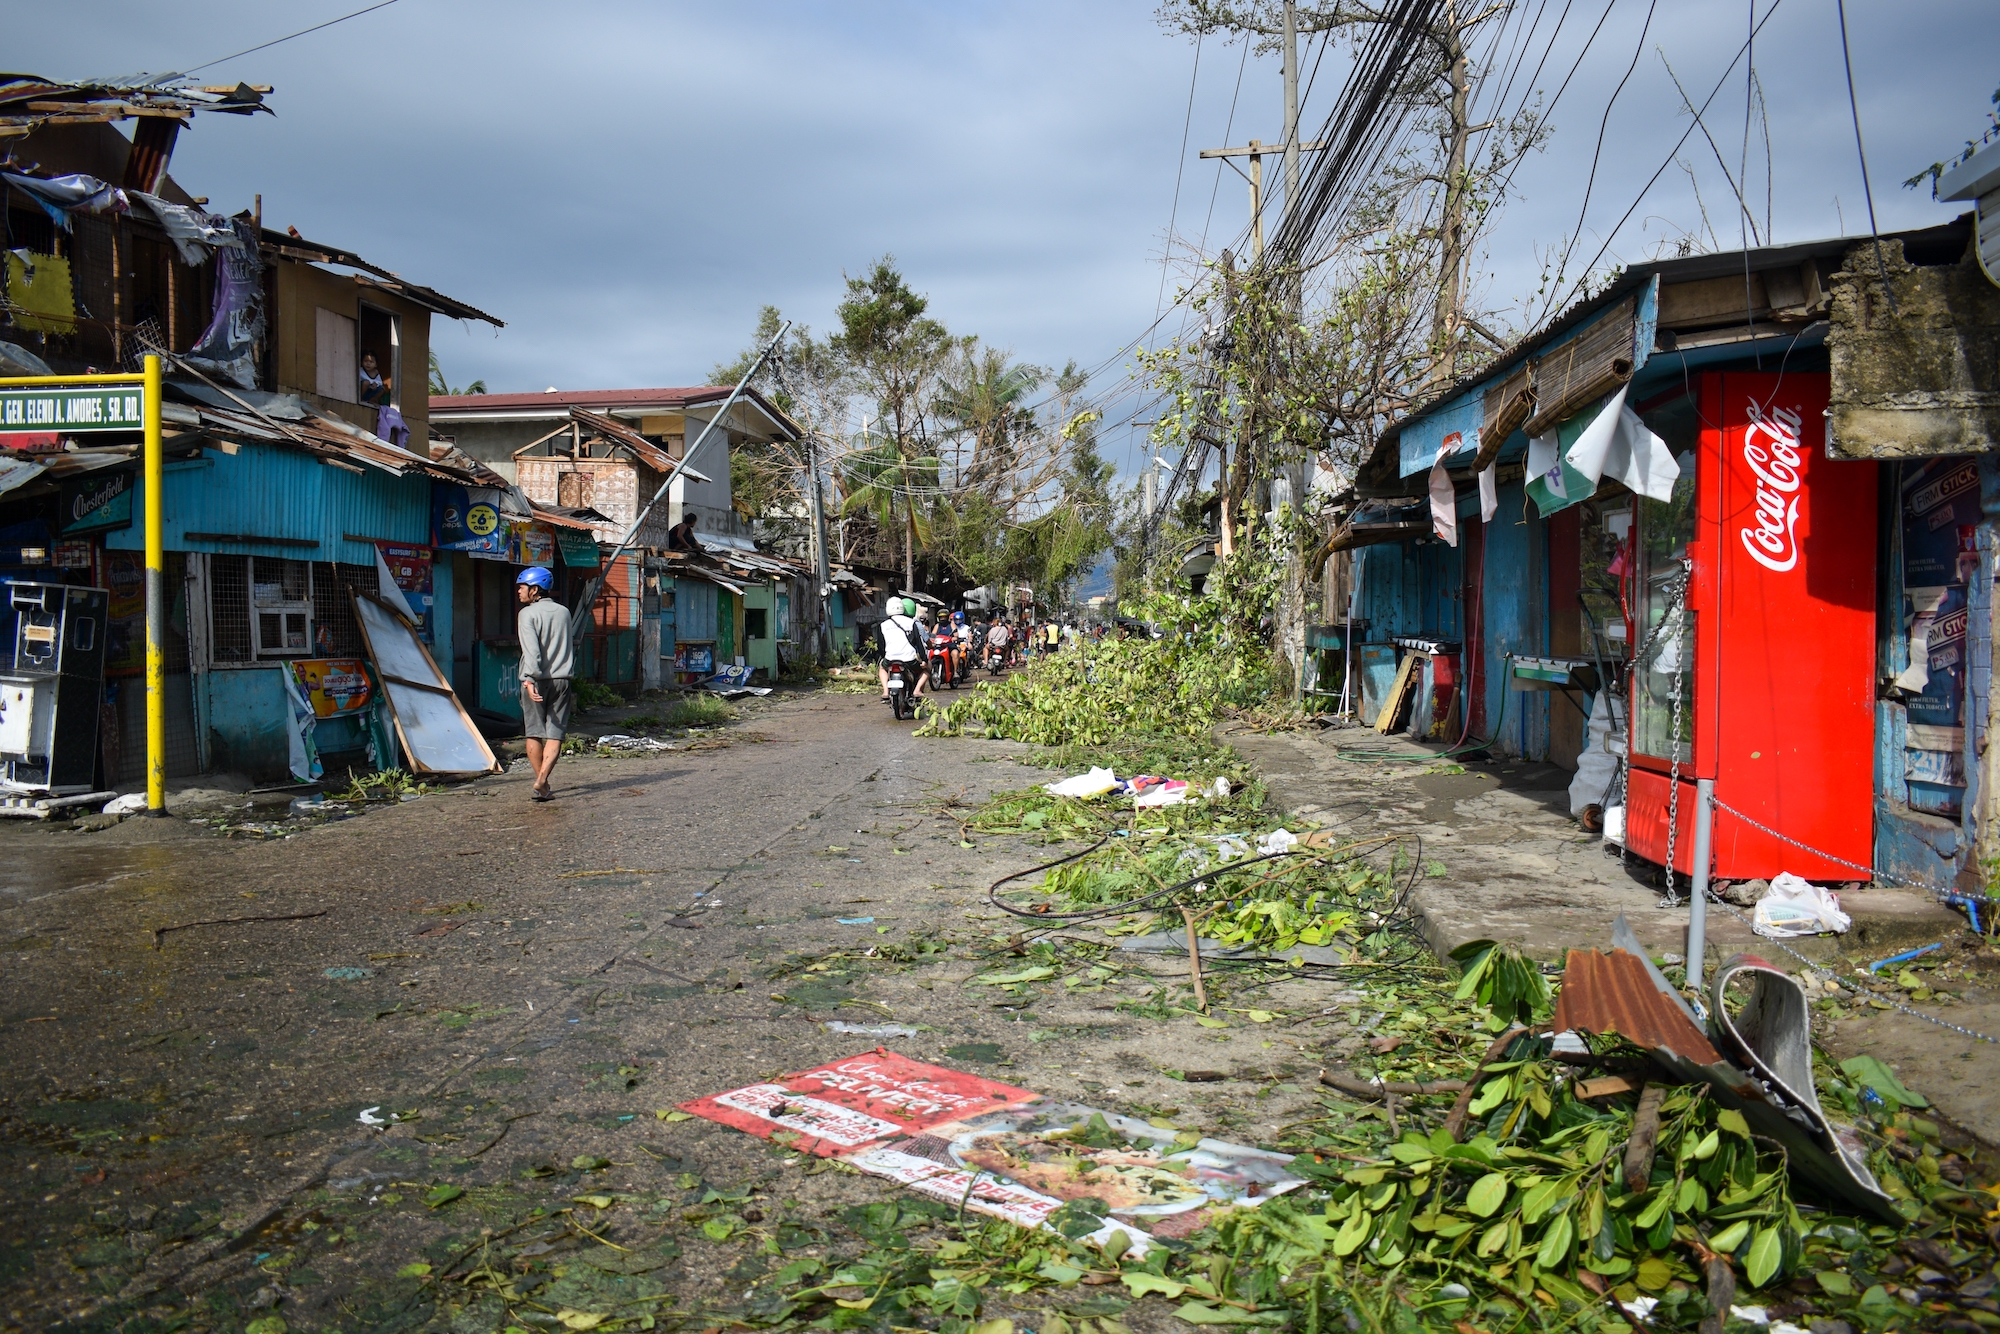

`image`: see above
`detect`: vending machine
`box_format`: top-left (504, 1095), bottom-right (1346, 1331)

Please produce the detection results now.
top-left (1621, 371), bottom-right (1878, 881)
top-left (0, 582), bottom-right (110, 794)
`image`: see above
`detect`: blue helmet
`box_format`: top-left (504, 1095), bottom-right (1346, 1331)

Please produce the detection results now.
top-left (516, 566), bottom-right (554, 590)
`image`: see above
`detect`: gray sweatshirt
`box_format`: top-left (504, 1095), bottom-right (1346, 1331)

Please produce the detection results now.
top-left (517, 598), bottom-right (574, 682)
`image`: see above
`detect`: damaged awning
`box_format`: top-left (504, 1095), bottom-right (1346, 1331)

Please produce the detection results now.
top-left (161, 381), bottom-right (479, 482)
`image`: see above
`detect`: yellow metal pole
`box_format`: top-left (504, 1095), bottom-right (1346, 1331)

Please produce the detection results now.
top-left (144, 354), bottom-right (165, 814)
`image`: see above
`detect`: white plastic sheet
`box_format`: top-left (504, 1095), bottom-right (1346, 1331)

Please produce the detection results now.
top-left (1044, 766), bottom-right (1119, 798)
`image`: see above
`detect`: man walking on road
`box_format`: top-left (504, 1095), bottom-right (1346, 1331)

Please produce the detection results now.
top-left (516, 567), bottom-right (574, 802)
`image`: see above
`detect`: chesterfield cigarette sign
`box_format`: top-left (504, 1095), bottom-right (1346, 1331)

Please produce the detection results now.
top-left (0, 387), bottom-right (146, 432)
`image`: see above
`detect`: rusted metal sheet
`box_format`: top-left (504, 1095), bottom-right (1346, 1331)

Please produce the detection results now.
top-left (1551, 947), bottom-right (1723, 1065)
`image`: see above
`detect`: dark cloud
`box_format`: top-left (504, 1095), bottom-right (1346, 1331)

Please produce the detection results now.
top-left (13, 1), bottom-right (1992, 474)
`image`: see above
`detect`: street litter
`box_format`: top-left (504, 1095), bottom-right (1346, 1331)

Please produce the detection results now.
top-left (592, 733), bottom-right (678, 754)
top-left (357, 1106), bottom-right (388, 1126)
top-left (1867, 942), bottom-right (1943, 973)
top-left (323, 966), bottom-right (374, 981)
top-left (837, 916), bottom-right (876, 925)
top-left (703, 664), bottom-right (772, 697)
top-left (1751, 872), bottom-right (1850, 936)
top-left (1044, 766), bottom-right (1119, 798)
top-left (1131, 777), bottom-right (1189, 807)
top-left (103, 793), bottom-right (148, 816)
top-left (822, 1021), bottom-right (919, 1038)
top-left (681, 1049), bottom-right (1307, 1249)
top-left (1555, 915), bottom-right (1896, 1216)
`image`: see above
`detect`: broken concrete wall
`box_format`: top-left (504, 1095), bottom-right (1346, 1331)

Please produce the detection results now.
top-left (1828, 235), bottom-right (2000, 459)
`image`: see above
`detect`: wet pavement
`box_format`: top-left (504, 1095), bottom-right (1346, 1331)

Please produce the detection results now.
top-left (0, 691), bottom-right (1348, 1332)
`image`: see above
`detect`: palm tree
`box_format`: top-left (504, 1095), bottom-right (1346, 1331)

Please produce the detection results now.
top-left (428, 349), bottom-right (486, 397)
top-left (838, 426), bottom-right (939, 593)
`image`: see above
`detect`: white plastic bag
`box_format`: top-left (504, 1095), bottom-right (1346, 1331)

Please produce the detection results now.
top-left (1752, 872), bottom-right (1850, 937)
top-left (1045, 766), bottom-right (1119, 798)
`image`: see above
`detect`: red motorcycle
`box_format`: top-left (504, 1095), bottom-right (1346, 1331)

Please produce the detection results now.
top-left (927, 629), bottom-right (960, 691)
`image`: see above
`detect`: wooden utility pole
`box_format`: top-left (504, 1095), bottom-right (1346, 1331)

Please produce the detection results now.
top-left (1200, 138), bottom-right (1325, 263)
top-left (1432, 0), bottom-right (1475, 385)
top-left (1282, 0), bottom-right (1300, 233)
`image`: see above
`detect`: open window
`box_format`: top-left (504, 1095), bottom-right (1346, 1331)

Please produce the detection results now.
top-left (357, 303), bottom-right (400, 409)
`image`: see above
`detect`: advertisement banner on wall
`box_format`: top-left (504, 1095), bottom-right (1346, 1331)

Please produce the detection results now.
top-left (506, 520), bottom-right (555, 567)
top-left (1899, 458), bottom-right (1980, 814)
top-left (373, 541), bottom-right (435, 643)
top-left (103, 551), bottom-right (146, 676)
top-left (59, 468), bottom-right (133, 534)
top-left (290, 658), bottom-right (375, 718)
top-left (555, 527), bottom-right (601, 568)
top-left (432, 483), bottom-right (507, 556)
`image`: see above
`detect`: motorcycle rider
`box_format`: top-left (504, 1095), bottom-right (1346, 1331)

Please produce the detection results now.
top-left (877, 597), bottom-right (926, 703)
top-left (950, 611), bottom-right (975, 679)
top-left (985, 615), bottom-right (1011, 667)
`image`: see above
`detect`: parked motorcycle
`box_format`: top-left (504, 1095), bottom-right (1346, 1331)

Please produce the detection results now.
top-left (884, 658), bottom-right (920, 720)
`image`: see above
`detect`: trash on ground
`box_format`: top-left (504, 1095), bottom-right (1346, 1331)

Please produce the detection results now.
top-left (703, 664), bottom-right (772, 696)
top-left (823, 1021), bottom-right (919, 1038)
top-left (357, 1106), bottom-right (388, 1126)
top-left (1043, 766), bottom-right (1120, 798)
top-left (1866, 942), bottom-right (1942, 973)
top-left (1751, 871), bottom-right (1851, 936)
top-left (1557, 918), bottom-right (1896, 1217)
top-left (837, 916), bottom-right (876, 925)
top-left (1130, 776), bottom-right (1189, 807)
top-left (1116, 930), bottom-right (1345, 966)
top-left (593, 733), bottom-right (679, 754)
top-left (681, 1049), bottom-right (1306, 1250)
top-left (103, 792), bottom-right (148, 816)
top-left (323, 966), bottom-right (375, 981)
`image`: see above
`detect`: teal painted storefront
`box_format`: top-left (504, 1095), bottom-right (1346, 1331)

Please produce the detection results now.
top-left (106, 440), bottom-right (455, 781)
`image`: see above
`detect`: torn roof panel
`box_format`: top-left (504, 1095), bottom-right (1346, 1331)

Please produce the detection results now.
top-left (263, 227), bottom-right (502, 328)
top-left (1551, 948), bottom-right (1723, 1066)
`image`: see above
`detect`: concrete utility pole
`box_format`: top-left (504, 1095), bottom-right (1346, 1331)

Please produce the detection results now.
top-left (807, 431), bottom-right (833, 660)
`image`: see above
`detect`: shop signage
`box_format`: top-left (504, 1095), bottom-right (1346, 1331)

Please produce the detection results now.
top-left (1738, 400), bottom-right (1805, 574)
top-left (60, 468), bottom-right (134, 534)
top-left (555, 527), bottom-right (601, 568)
top-left (0, 386), bottom-right (145, 432)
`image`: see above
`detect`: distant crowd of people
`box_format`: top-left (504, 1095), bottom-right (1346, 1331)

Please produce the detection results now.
top-left (868, 601), bottom-right (1122, 672)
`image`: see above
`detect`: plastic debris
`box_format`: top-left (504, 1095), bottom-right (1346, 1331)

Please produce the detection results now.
top-left (837, 916), bottom-right (876, 925)
top-left (1866, 942), bottom-right (1942, 973)
top-left (357, 1106), bottom-right (388, 1126)
top-left (323, 966), bottom-right (374, 981)
top-left (823, 1021), bottom-right (919, 1037)
top-left (1752, 872), bottom-right (1851, 937)
top-left (594, 733), bottom-right (678, 753)
top-left (1043, 766), bottom-right (1120, 798)
top-left (103, 792), bottom-right (148, 816)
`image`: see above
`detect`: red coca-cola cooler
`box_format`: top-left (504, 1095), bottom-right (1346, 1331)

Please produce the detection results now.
top-left (1621, 371), bottom-right (1877, 880)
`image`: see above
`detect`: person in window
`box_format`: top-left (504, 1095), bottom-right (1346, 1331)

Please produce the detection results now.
top-left (359, 353), bottom-right (391, 407)
top-left (666, 513), bottom-right (704, 554)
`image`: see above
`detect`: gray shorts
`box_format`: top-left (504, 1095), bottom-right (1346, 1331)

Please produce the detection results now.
top-left (522, 678), bottom-right (573, 740)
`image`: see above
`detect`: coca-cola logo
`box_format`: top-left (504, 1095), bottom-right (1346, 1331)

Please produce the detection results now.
top-left (1739, 399), bottom-right (1805, 573)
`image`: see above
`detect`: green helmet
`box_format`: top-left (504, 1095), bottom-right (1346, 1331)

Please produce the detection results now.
top-left (901, 597), bottom-right (918, 616)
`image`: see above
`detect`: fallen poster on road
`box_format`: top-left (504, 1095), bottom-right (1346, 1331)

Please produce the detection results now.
top-left (681, 1050), bottom-right (1308, 1251)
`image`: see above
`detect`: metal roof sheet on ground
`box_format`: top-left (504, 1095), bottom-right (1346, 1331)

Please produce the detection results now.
top-left (1550, 947), bottom-right (1723, 1066)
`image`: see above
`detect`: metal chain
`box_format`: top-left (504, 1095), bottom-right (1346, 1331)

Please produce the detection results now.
top-left (1694, 888), bottom-right (2000, 1045)
top-left (1706, 795), bottom-right (1970, 900)
top-left (1639, 564), bottom-right (1693, 908)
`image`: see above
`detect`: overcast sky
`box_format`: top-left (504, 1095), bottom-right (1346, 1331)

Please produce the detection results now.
top-left (14, 1), bottom-right (1996, 474)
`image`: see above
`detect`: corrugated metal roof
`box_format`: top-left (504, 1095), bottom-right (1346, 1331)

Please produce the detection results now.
top-left (432, 385), bottom-right (802, 442)
top-left (261, 227), bottom-right (502, 327)
top-left (1551, 948), bottom-right (1723, 1065)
